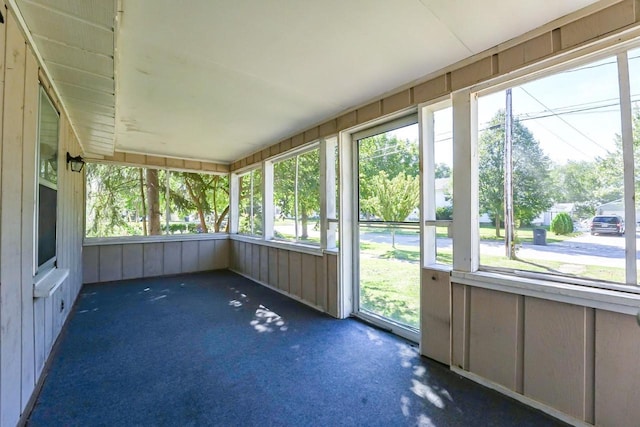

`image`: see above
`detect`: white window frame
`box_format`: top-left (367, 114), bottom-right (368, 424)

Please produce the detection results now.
top-left (269, 142), bottom-right (322, 246)
top-left (84, 163), bottom-right (229, 240)
top-left (233, 166), bottom-right (263, 237)
top-left (420, 97), bottom-right (453, 270)
top-left (35, 86), bottom-right (60, 276)
top-left (464, 44), bottom-right (640, 290)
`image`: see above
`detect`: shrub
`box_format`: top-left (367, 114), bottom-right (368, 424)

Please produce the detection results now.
top-left (436, 205), bottom-right (453, 220)
top-left (550, 212), bottom-right (573, 235)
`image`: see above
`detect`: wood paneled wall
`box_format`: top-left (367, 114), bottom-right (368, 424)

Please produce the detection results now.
top-left (0, 6), bottom-right (84, 426)
top-left (448, 283), bottom-right (640, 427)
top-left (229, 240), bottom-right (339, 317)
top-left (83, 238), bottom-right (229, 284)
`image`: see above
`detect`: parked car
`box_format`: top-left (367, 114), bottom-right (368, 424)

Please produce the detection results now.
top-left (590, 215), bottom-right (625, 236)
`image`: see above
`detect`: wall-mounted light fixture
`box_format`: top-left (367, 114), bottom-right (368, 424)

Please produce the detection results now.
top-left (66, 152), bottom-right (85, 173)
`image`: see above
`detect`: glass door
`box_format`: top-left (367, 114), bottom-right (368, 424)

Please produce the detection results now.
top-left (355, 116), bottom-right (420, 337)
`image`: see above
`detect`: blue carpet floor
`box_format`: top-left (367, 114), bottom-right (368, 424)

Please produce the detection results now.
top-left (28, 270), bottom-right (567, 426)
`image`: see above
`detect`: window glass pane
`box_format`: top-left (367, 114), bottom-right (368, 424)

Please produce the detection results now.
top-left (238, 169), bottom-right (262, 236)
top-left (37, 88), bottom-right (59, 272)
top-left (478, 56), bottom-right (625, 283)
top-left (358, 124), bottom-right (420, 222)
top-left (38, 90), bottom-right (58, 186)
top-left (628, 46), bottom-right (640, 284)
top-left (167, 172), bottom-right (229, 234)
top-left (273, 148), bottom-right (320, 245)
top-left (86, 164), bottom-right (163, 237)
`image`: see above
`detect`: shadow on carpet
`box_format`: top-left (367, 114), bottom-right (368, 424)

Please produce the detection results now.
top-left (28, 270), bottom-right (566, 427)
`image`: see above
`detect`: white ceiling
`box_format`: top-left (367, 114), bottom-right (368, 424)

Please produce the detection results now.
top-left (14, 0), bottom-right (603, 163)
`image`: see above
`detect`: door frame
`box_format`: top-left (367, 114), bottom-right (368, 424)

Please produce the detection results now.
top-left (347, 112), bottom-right (420, 341)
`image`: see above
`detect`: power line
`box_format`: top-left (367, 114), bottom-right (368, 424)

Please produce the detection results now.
top-left (516, 87), bottom-right (611, 154)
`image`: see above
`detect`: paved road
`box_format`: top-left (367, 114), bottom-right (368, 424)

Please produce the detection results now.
top-left (359, 230), bottom-right (634, 268)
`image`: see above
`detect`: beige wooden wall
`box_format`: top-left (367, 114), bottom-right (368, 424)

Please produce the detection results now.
top-left (229, 240), bottom-right (339, 317)
top-left (0, 5), bottom-right (84, 426)
top-left (83, 238), bottom-right (229, 284)
top-left (420, 276), bottom-right (640, 427)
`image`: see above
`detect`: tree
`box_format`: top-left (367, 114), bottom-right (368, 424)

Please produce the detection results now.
top-left (362, 171), bottom-right (419, 248)
top-left (273, 150), bottom-right (320, 240)
top-left (146, 169), bottom-right (162, 235)
top-left (479, 110), bottom-right (553, 236)
top-left (86, 164), bottom-right (143, 237)
top-left (169, 173), bottom-right (229, 233)
top-left (358, 133), bottom-right (418, 205)
top-left (434, 162), bottom-right (452, 179)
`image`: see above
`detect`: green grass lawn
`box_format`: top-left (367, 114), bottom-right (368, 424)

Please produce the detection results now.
top-left (477, 223), bottom-right (581, 244)
top-left (358, 235), bottom-right (625, 328)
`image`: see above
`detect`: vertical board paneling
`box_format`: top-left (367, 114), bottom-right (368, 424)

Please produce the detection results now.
top-left (99, 245), bottom-right (122, 282)
top-left (20, 48), bottom-right (38, 410)
top-left (326, 254), bottom-right (338, 317)
top-left (0, 13), bottom-right (26, 425)
top-left (595, 310), bottom-right (640, 427)
top-left (230, 240), bottom-right (238, 270)
top-left (244, 242), bottom-right (252, 275)
top-left (278, 249), bottom-right (289, 292)
top-left (163, 241), bottom-right (182, 275)
top-left (33, 298), bottom-right (45, 377)
top-left (198, 240), bottom-right (216, 271)
top-left (214, 239), bottom-right (229, 269)
top-left (301, 254), bottom-right (316, 304)
top-left (315, 256), bottom-right (327, 311)
top-left (289, 252), bottom-right (302, 297)
top-left (251, 244), bottom-right (260, 279)
top-left (181, 241), bottom-right (199, 273)
top-left (122, 244), bottom-right (143, 279)
top-left (450, 283), bottom-right (467, 369)
top-left (421, 268), bottom-right (451, 365)
top-left (82, 245), bottom-right (99, 283)
top-left (469, 287), bottom-right (520, 391)
top-left (523, 298), bottom-right (588, 420)
top-left (143, 243), bottom-right (164, 277)
top-left (259, 246), bottom-right (268, 283)
top-left (268, 247), bottom-right (278, 287)
top-left (238, 241), bottom-right (246, 273)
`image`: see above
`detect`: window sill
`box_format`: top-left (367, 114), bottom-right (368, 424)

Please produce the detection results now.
top-left (423, 263), bottom-right (453, 273)
top-left (33, 268), bottom-right (69, 298)
top-left (230, 234), bottom-right (324, 256)
top-left (84, 233), bottom-right (229, 246)
top-left (451, 270), bottom-right (640, 315)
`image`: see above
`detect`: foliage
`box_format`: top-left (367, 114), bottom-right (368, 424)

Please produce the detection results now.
top-left (358, 133), bottom-right (418, 207)
top-left (550, 212), bottom-right (573, 235)
top-left (169, 172), bottom-right (229, 233)
top-left (86, 164), bottom-right (146, 237)
top-left (86, 163), bottom-right (229, 237)
top-left (435, 205), bottom-right (453, 220)
top-left (238, 169), bottom-right (263, 235)
top-left (478, 110), bottom-right (554, 236)
top-left (273, 149), bottom-right (320, 240)
top-left (434, 162), bottom-right (452, 179)
top-left (362, 171), bottom-right (419, 247)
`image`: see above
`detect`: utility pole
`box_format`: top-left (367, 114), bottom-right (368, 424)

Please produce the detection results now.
top-left (504, 89), bottom-right (515, 259)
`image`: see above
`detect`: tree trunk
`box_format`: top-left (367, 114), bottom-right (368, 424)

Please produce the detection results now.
top-left (139, 169), bottom-right (148, 236)
top-left (391, 226), bottom-right (396, 249)
top-left (197, 208), bottom-right (208, 233)
top-left (146, 169), bottom-right (162, 235)
top-left (215, 205), bottom-right (229, 233)
top-left (494, 214), bottom-right (502, 238)
top-left (301, 209), bottom-right (308, 239)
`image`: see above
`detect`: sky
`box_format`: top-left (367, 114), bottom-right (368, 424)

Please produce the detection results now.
top-left (387, 46), bottom-right (640, 167)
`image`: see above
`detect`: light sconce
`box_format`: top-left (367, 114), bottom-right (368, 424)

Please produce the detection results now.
top-left (66, 152), bottom-right (85, 173)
